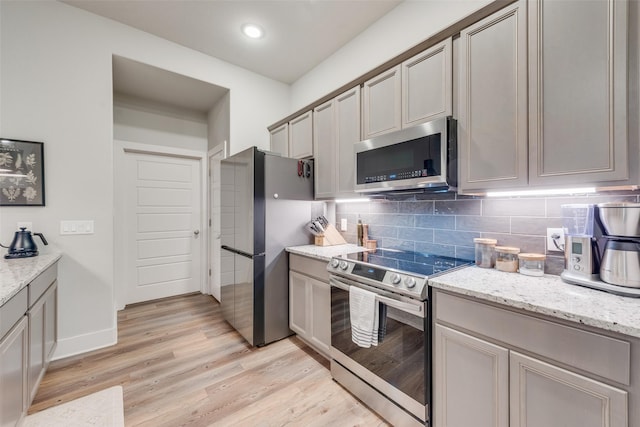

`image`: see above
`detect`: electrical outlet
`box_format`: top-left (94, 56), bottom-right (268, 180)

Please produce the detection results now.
top-left (340, 218), bottom-right (348, 232)
top-left (546, 228), bottom-right (565, 252)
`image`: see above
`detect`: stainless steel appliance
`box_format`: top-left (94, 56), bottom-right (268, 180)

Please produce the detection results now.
top-left (220, 147), bottom-right (313, 346)
top-left (561, 203), bottom-right (640, 297)
top-left (328, 250), bottom-right (471, 426)
top-left (354, 117), bottom-right (457, 194)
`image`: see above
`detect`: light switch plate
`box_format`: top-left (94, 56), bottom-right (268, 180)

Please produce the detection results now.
top-left (340, 218), bottom-right (348, 232)
top-left (60, 220), bottom-right (94, 235)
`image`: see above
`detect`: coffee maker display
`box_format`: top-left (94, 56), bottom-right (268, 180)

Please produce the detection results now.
top-left (561, 203), bottom-right (640, 297)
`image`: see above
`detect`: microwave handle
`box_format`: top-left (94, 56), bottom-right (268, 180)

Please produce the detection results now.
top-left (329, 277), bottom-right (425, 317)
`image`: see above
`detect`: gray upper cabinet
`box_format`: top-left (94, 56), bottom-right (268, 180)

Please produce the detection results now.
top-left (289, 111), bottom-right (313, 159)
top-left (402, 38), bottom-right (453, 128)
top-left (269, 123), bottom-right (288, 157)
top-left (313, 99), bottom-right (336, 198)
top-left (458, 0), bottom-right (528, 192)
top-left (528, 0), bottom-right (629, 186)
top-left (362, 64), bottom-right (402, 139)
top-left (314, 86), bottom-right (361, 199)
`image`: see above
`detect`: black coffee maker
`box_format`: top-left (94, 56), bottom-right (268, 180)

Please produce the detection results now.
top-left (1, 227), bottom-right (48, 259)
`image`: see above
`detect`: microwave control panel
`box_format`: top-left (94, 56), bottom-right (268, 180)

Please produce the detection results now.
top-left (364, 169), bottom-right (429, 183)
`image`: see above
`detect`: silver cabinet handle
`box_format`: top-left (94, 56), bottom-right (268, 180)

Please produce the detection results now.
top-left (194, 230), bottom-right (200, 236)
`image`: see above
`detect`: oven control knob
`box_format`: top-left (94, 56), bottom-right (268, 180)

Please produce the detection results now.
top-left (390, 273), bottom-right (401, 285)
top-left (404, 277), bottom-right (416, 288)
top-left (330, 259), bottom-right (340, 269)
top-left (339, 261), bottom-right (349, 271)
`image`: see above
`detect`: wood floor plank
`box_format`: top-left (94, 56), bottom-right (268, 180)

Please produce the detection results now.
top-left (29, 293), bottom-right (389, 426)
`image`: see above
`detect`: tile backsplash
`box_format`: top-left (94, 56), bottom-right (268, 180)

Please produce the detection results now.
top-left (335, 190), bottom-right (640, 275)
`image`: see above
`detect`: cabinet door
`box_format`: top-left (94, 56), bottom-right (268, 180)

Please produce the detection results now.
top-left (458, 0), bottom-right (528, 192)
top-left (289, 111), bottom-right (313, 159)
top-left (402, 38), bottom-right (452, 128)
top-left (335, 86), bottom-right (361, 197)
top-left (309, 277), bottom-right (331, 356)
top-left (528, 0), bottom-right (628, 186)
top-left (44, 282), bottom-right (58, 363)
top-left (289, 271), bottom-right (309, 337)
top-left (28, 294), bottom-right (45, 403)
top-left (270, 123), bottom-right (289, 157)
top-left (510, 351), bottom-right (628, 427)
top-left (0, 316), bottom-right (28, 427)
top-left (362, 64), bottom-right (402, 138)
top-left (434, 324), bottom-right (509, 427)
top-left (313, 99), bottom-right (336, 199)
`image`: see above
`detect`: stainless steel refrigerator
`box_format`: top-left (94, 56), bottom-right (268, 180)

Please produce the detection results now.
top-left (220, 147), bottom-right (313, 346)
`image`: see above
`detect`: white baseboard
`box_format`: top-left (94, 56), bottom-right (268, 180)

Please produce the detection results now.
top-left (52, 326), bottom-right (117, 360)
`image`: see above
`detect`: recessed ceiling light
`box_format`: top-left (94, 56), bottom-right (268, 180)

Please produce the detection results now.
top-left (241, 23), bottom-right (265, 39)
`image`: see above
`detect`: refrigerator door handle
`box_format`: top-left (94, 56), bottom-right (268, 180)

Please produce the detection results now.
top-left (221, 245), bottom-right (262, 259)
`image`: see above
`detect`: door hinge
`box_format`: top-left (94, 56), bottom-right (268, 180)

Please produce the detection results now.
top-left (209, 269), bottom-right (211, 276)
top-left (209, 219), bottom-right (212, 227)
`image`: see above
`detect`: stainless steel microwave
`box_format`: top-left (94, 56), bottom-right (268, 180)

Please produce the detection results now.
top-left (354, 116), bottom-right (457, 194)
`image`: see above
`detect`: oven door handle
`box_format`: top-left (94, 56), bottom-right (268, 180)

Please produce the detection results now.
top-left (329, 277), bottom-right (424, 316)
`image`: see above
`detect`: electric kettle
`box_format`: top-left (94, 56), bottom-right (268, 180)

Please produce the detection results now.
top-left (0, 227), bottom-right (48, 259)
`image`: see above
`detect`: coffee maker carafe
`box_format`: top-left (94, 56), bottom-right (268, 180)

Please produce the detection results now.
top-left (561, 203), bottom-right (640, 297)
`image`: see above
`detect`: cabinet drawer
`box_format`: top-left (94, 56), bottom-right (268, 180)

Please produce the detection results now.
top-left (434, 291), bottom-right (631, 385)
top-left (28, 263), bottom-right (57, 307)
top-left (0, 287), bottom-right (28, 340)
top-left (289, 254), bottom-right (330, 282)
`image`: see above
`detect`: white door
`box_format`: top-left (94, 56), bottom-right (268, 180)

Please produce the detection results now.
top-left (123, 152), bottom-right (202, 304)
top-left (208, 143), bottom-right (226, 301)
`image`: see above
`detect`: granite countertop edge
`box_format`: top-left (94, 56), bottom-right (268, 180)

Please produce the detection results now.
top-left (430, 266), bottom-right (640, 339)
top-left (286, 244), bottom-right (367, 262)
top-left (0, 251), bottom-right (62, 307)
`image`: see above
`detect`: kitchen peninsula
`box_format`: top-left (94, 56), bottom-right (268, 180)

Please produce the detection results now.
top-left (0, 251), bottom-right (61, 426)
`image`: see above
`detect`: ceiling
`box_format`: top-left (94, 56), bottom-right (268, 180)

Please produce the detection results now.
top-left (63, 0), bottom-right (403, 84)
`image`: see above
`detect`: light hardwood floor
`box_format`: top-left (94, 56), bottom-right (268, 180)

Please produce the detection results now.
top-left (30, 293), bottom-right (389, 426)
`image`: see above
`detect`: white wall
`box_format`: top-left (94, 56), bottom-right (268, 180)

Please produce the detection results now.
top-left (291, 0), bottom-right (493, 110)
top-left (114, 97), bottom-right (209, 152)
top-left (0, 0), bottom-right (290, 357)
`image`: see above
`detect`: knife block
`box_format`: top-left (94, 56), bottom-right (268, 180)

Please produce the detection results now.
top-left (314, 224), bottom-right (347, 246)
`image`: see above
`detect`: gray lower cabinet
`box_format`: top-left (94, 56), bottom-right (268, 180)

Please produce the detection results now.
top-left (28, 280), bottom-right (58, 402)
top-left (288, 254), bottom-right (331, 357)
top-left (0, 310), bottom-right (28, 427)
top-left (313, 85), bottom-right (361, 199)
top-left (434, 324), bottom-right (509, 427)
top-left (433, 290), bottom-right (632, 427)
top-left (0, 262), bottom-right (58, 427)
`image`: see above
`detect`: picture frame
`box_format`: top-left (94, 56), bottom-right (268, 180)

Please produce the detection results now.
top-left (0, 138), bottom-right (45, 206)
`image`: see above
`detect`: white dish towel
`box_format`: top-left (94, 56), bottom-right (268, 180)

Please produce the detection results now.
top-left (349, 285), bottom-right (379, 348)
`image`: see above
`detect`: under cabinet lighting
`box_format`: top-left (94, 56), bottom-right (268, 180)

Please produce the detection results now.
top-left (486, 187), bottom-right (596, 197)
top-left (335, 198), bottom-right (371, 203)
top-left (0, 173), bottom-right (27, 178)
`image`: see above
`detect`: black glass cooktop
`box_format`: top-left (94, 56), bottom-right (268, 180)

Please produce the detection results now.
top-left (343, 249), bottom-right (472, 277)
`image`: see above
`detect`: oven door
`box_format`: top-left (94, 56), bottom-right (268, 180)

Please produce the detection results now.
top-left (329, 275), bottom-right (429, 422)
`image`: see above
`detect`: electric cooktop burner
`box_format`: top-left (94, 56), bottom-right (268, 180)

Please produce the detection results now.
top-left (328, 249), bottom-right (472, 300)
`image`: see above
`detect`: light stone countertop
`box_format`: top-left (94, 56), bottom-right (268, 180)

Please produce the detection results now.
top-left (430, 266), bottom-right (640, 338)
top-left (286, 244), bottom-right (367, 262)
top-left (0, 250), bottom-right (62, 306)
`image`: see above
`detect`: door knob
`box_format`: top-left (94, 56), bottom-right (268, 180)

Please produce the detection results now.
top-left (194, 230), bottom-right (200, 236)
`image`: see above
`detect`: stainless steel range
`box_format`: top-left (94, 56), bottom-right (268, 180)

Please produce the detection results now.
top-left (327, 249), bottom-right (471, 426)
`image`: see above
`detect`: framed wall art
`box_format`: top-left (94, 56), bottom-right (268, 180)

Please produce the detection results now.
top-left (0, 138), bottom-right (45, 206)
